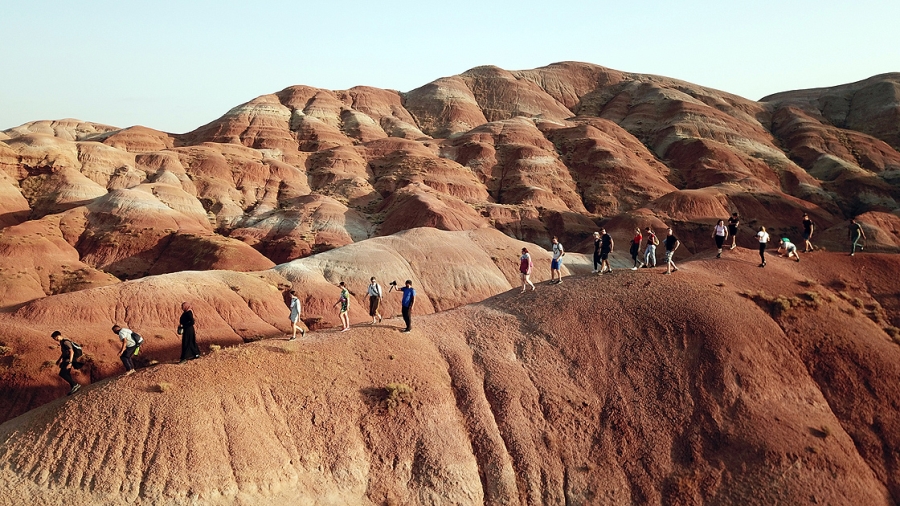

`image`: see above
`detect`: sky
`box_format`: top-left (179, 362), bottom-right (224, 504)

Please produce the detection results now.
top-left (2, 0), bottom-right (898, 134)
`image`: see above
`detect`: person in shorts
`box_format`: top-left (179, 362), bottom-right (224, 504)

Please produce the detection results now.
top-left (778, 238), bottom-right (801, 262)
top-left (288, 290), bottom-right (305, 340)
top-left (664, 228), bottom-right (680, 274)
top-left (550, 236), bottom-right (565, 284)
top-left (599, 228), bottom-right (614, 274)
top-left (333, 282), bottom-right (351, 332)
top-left (727, 212), bottom-right (739, 250)
top-left (802, 213), bottom-right (815, 252)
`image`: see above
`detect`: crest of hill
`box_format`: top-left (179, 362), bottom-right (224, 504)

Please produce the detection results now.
top-left (0, 251), bottom-right (897, 505)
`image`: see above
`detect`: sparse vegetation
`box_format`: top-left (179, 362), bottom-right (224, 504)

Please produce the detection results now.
top-left (885, 326), bottom-right (900, 345)
top-left (0, 345), bottom-right (9, 356)
top-left (740, 290), bottom-right (826, 317)
top-left (209, 344), bottom-right (221, 352)
top-left (384, 383), bottom-right (414, 411)
top-left (155, 382), bottom-right (173, 393)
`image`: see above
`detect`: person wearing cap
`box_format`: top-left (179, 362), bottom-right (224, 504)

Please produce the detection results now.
top-left (778, 238), bottom-right (801, 262)
top-left (598, 228), bottom-right (614, 274)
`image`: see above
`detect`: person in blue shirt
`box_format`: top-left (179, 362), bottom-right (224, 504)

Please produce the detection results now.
top-left (390, 280), bottom-right (416, 333)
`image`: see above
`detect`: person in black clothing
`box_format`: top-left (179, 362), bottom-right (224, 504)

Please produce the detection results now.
top-left (599, 228), bottom-right (614, 274)
top-left (849, 218), bottom-right (866, 256)
top-left (178, 301), bottom-right (200, 363)
top-left (727, 212), bottom-right (739, 250)
top-left (664, 228), bottom-right (680, 275)
top-left (52, 330), bottom-right (84, 395)
top-left (802, 213), bottom-right (815, 252)
top-left (592, 232), bottom-right (601, 274)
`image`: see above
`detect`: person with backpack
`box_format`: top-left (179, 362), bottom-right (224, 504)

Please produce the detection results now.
top-left (52, 331), bottom-right (85, 395)
top-left (643, 227), bottom-right (659, 268)
top-left (728, 212), bottom-right (740, 250)
top-left (367, 277), bottom-right (383, 324)
top-left (550, 236), bottom-right (565, 284)
top-left (112, 324), bottom-right (143, 376)
top-left (178, 302), bottom-right (200, 363)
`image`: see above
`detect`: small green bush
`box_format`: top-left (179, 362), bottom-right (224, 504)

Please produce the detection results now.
top-left (385, 383), bottom-right (414, 411)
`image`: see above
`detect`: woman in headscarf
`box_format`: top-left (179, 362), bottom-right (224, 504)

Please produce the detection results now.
top-left (178, 301), bottom-right (200, 363)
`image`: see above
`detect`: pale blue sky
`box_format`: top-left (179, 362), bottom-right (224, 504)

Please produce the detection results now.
top-left (2, 0), bottom-right (897, 134)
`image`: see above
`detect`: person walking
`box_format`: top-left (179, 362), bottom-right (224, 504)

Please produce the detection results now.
top-left (52, 331), bottom-right (85, 395)
top-left (390, 280), bottom-right (416, 333)
top-left (849, 218), bottom-right (866, 256)
top-left (630, 228), bottom-right (644, 270)
top-left (802, 213), bottom-right (815, 252)
top-left (664, 228), bottom-right (680, 274)
top-left (550, 236), bottom-right (565, 284)
top-left (592, 232), bottom-right (601, 274)
top-left (713, 219), bottom-right (729, 258)
top-left (112, 324), bottom-right (142, 376)
top-left (367, 277), bottom-right (383, 324)
top-left (519, 247), bottom-right (535, 292)
top-left (756, 226), bottom-right (770, 267)
top-left (728, 212), bottom-right (740, 250)
top-left (333, 282), bottom-right (351, 332)
top-left (778, 238), bottom-right (801, 262)
top-left (599, 228), bottom-right (614, 273)
top-left (178, 302), bottom-right (200, 363)
top-left (643, 227), bottom-right (658, 268)
top-left (288, 290), bottom-right (305, 340)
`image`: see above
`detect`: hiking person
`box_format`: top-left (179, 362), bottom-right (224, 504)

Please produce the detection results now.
top-left (367, 277), bottom-right (383, 324)
top-left (756, 226), bottom-right (770, 267)
top-left (778, 238), bottom-right (801, 262)
top-left (288, 290), bottom-right (305, 340)
top-left (592, 232), bottom-right (601, 274)
top-left (390, 280), bottom-right (416, 333)
top-left (630, 228), bottom-right (643, 270)
top-left (849, 218), bottom-right (866, 256)
top-left (550, 236), bottom-right (565, 284)
top-left (519, 247), bottom-right (535, 292)
top-left (664, 228), bottom-right (680, 274)
top-left (599, 228), bottom-right (614, 274)
top-left (333, 281), bottom-right (351, 332)
top-left (802, 213), bottom-right (815, 252)
top-left (644, 227), bottom-right (659, 268)
top-left (728, 212), bottom-right (740, 250)
top-left (713, 219), bottom-right (729, 258)
top-left (52, 331), bottom-right (84, 395)
top-left (178, 302), bottom-right (200, 363)
top-left (112, 324), bottom-right (142, 376)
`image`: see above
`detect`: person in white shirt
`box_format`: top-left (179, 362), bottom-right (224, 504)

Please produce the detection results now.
top-left (112, 324), bottom-right (140, 376)
top-left (550, 236), bottom-right (565, 284)
top-left (712, 219), bottom-right (729, 258)
top-left (756, 226), bottom-right (770, 267)
top-left (367, 277), bottom-right (383, 324)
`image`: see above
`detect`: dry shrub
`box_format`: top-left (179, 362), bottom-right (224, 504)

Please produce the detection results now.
top-left (156, 382), bottom-right (173, 393)
top-left (741, 290), bottom-right (826, 317)
top-left (0, 345), bottom-right (9, 356)
top-left (798, 279), bottom-right (817, 288)
top-left (385, 383), bottom-right (414, 411)
top-left (209, 344), bottom-right (221, 352)
top-left (885, 327), bottom-right (900, 345)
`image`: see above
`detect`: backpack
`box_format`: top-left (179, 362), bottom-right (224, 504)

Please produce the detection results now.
top-left (69, 340), bottom-right (84, 360)
top-left (131, 332), bottom-right (144, 346)
top-left (651, 233), bottom-right (659, 246)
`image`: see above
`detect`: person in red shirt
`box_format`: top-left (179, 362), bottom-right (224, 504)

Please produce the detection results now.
top-left (519, 247), bottom-right (535, 292)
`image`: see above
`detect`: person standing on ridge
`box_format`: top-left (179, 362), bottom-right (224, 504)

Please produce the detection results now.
top-left (550, 236), bottom-right (565, 284)
top-left (756, 226), bottom-right (770, 267)
top-left (728, 212), bottom-right (740, 250)
top-left (367, 277), bottom-right (383, 324)
top-left (599, 228), bottom-right (614, 274)
top-left (52, 331), bottom-right (85, 395)
top-left (630, 227), bottom-right (643, 270)
top-left (112, 324), bottom-right (142, 376)
top-left (333, 281), bottom-right (351, 332)
top-left (519, 247), bottom-right (535, 292)
top-left (713, 219), bottom-right (729, 258)
top-left (664, 227), bottom-right (680, 274)
top-left (849, 218), bottom-right (866, 256)
top-left (390, 280), bottom-right (416, 333)
top-left (288, 290), bottom-right (305, 340)
top-left (802, 213), bottom-right (815, 253)
top-left (592, 232), bottom-right (601, 274)
top-left (643, 227), bottom-right (658, 268)
top-left (178, 302), bottom-right (200, 363)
